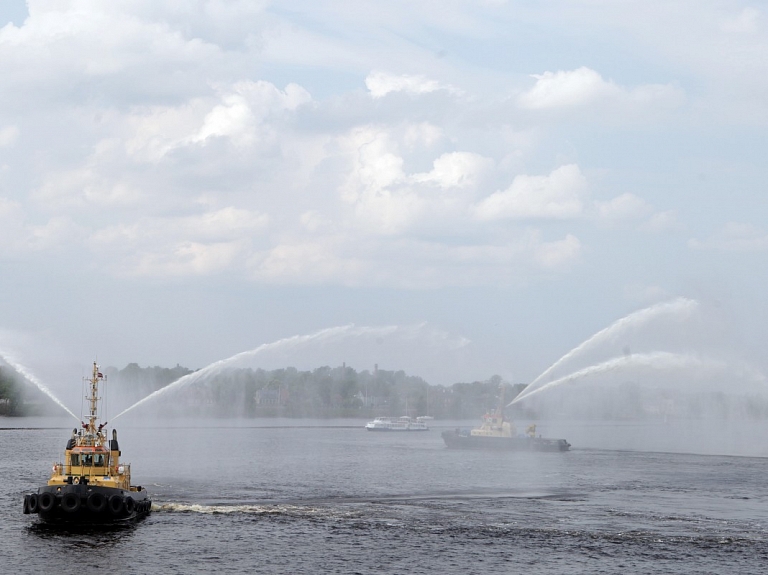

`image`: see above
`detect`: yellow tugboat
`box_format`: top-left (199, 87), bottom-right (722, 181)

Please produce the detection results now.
top-left (22, 362), bottom-right (151, 524)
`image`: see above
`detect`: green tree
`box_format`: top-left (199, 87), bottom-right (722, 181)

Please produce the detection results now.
top-left (0, 367), bottom-right (23, 415)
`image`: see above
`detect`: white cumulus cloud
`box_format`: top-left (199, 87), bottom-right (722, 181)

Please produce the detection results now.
top-left (365, 71), bottom-right (456, 99)
top-left (192, 81), bottom-right (312, 146)
top-left (412, 152), bottom-right (493, 189)
top-left (519, 67), bottom-right (620, 109)
top-left (89, 207), bottom-right (269, 276)
top-left (125, 81), bottom-right (313, 160)
top-left (473, 164), bottom-right (588, 220)
top-left (518, 66), bottom-right (683, 112)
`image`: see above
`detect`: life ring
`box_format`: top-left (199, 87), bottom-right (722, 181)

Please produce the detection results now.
top-left (108, 494), bottom-right (124, 515)
top-left (72, 476), bottom-right (80, 485)
top-left (28, 493), bottom-right (39, 514)
top-left (38, 492), bottom-right (57, 513)
top-left (87, 492), bottom-right (107, 513)
top-left (124, 496), bottom-right (135, 514)
top-left (61, 492), bottom-right (81, 513)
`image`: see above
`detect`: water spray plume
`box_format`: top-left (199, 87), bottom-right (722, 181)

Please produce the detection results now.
top-left (113, 324), bottom-right (457, 420)
top-left (516, 297), bottom-right (699, 403)
top-left (0, 350), bottom-right (79, 421)
top-left (508, 351), bottom-right (724, 406)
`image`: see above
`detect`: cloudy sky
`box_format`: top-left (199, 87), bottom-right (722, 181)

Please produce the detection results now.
top-left (0, 0), bottom-right (766, 389)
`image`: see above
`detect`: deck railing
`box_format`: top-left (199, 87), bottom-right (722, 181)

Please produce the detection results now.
top-left (56, 461), bottom-right (131, 480)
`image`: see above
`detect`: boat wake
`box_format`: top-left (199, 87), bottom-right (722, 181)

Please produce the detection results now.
top-left (154, 489), bottom-right (584, 516)
top-left (153, 502), bottom-right (359, 518)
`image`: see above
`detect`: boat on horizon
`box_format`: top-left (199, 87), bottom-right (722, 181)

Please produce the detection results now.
top-left (441, 385), bottom-right (570, 452)
top-left (22, 362), bottom-right (152, 524)
top-left (365, 416), bottom-right (429, 431)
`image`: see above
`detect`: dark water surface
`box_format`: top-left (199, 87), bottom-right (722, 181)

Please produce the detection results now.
top-left (4, 418), bottom-right (768, 574)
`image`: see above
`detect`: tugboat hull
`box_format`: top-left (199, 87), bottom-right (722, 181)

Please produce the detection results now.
top-left (442, 430), bottom-right (570, 452)
top-left (24, 485), bottom-right (151, 525)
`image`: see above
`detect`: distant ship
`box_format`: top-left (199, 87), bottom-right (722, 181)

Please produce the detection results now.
top-left (442, 386), bottom-right (570, 452)
top-left (23, 362), bottom-right (152, 524)
top-left (365, 416), bottom-right (429, 431)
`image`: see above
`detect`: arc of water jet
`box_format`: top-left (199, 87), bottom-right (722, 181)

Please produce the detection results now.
top-left (112, 323), bottom-right (442, 421)
top-left (518, 297), bottom-right (699, 404)
top-left (0, 351), bottom-right (80, 421)
top-left (508, 351), bottom-right (723, 406)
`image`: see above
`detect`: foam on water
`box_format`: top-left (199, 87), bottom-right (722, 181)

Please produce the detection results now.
top-left (155, 502), bottom-right (357, 519)
top-left (155, 502), bottom-right (282, 514)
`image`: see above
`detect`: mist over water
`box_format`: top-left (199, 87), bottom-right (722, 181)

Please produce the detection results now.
top-left (4, 298), bottom-right (768, 458)
top-left (0, 349), bottom-right (79, 421)
top-left (519, 297), bottom-right (700, 402)
top-left (501, 299), bottom-right (768, 457)
top-left (113, 323), bottom-right (471, 420)
top-left (510, 352), bottom-right (737, 405)
top-left (512, 297), bottom-right (767, 404)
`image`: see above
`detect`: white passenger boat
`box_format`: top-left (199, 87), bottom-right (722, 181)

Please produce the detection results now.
top-left (365, 416), bottom-right (429, 431)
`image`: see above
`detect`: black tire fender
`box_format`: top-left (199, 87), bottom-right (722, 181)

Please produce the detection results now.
top-left (87, 492), bottom-right (107, 513)
top-left (23, 494), bottom-right (30, 514)
top-left (38, 492), bottom-right (56, 513)
top-left (61, 492), bottom-right (81, 513)
top-left (108, 494), bottom-right (124, 515)
top-left (28, 493), bottom-right (39, 514)
top-left (124, 496), bottom-right (135, 514)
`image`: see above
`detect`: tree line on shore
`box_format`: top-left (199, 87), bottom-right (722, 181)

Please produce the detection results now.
top-left (6, 362), bottom-right (768, 420)
top-left (0, 362), bottom-right (526, 418)
top-left (104, 363), bottom-right (527, 419)
top-left (0, 366), bottom-right (24, 416)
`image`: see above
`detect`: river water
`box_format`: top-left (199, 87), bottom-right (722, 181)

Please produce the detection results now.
top-left (4, 417), bottom-right (768, 574)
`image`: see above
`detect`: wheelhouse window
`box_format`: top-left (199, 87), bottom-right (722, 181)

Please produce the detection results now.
top-left (70, 452), bottom-right (107, 466)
